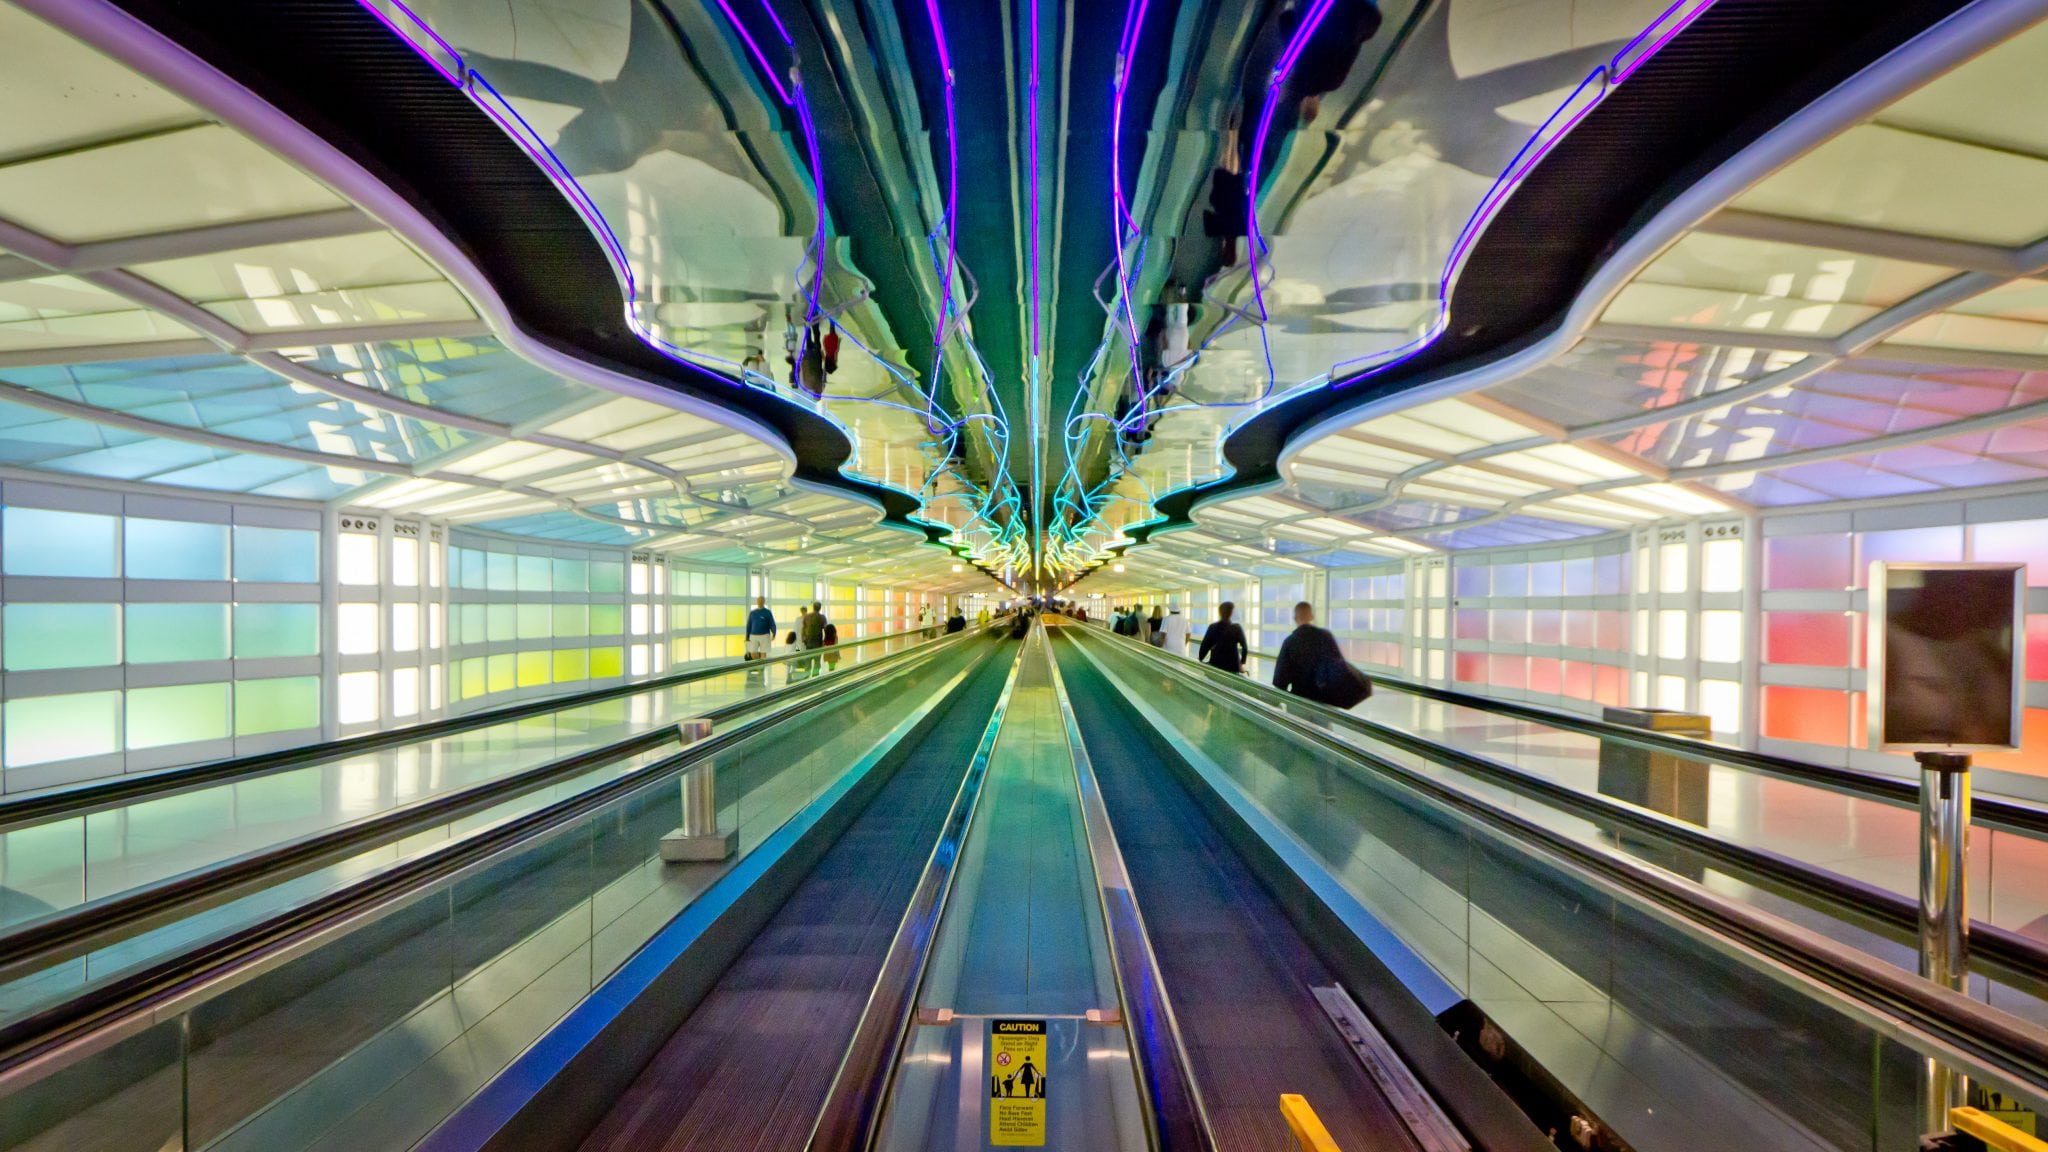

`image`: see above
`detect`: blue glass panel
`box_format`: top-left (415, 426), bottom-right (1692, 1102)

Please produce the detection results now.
top-left (125, 518), bottom-right (229, 581)
top-left (233, 525), bottom-right (319, 583)
top-left (4, 507), bottom-right (118, 577)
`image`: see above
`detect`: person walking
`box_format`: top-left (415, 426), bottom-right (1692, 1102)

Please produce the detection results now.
top-left (1271, 600), bottom-right (1371, 707)
top-left (1145, 605), bottom-right (1166, 647)
top-left (1159, 602), bottom-right (1190, 652)
top-left (946, 607), bottom-right (966, 633)
top-left (977, 605), bottom-right (992, 631)
top-left (743, 596), bottom-right (775, 661)
top-left (1198, 601), bottom-right (1249, 673)
top-left (919, 603), bottom-right (936, 637)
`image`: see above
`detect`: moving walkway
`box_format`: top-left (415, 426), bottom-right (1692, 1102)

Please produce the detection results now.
top-left (6, 618), bottom-right (2047, 1152)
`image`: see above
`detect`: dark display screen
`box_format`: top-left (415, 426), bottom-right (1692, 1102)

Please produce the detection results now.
top-left (1879, 566), bottom-right (2020, 749)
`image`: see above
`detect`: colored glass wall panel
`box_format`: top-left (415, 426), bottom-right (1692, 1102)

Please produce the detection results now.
top-left (1764, 534), bottom-right (1851, 590)
top-left (1764, 611), bottom-right (1853, 667)
top-left (1857, 526), bottom-right (1963, 579)
top-left (4, 508), bottom-right (117, 577)
top-left (4, 603), bottom-right (118, 670)
top-left (126, 603), bottom-right (230, 664)
top-left (234, 676), bottom-right (319, 735)
top-left (233, 525), bottom-right (317, 583)
top-left (125, 518), bottom-right (228, 580)
top-left (1762, 685), bottom-right (1852, 745)
top-left (233, 602), bottom-right (318, 658)
top-left (4, 691), bottom-right (120, 765)
top-left (1972, 519), bottom-right (2048, 586)
top-left (127, 682), bottom-right (229, 749)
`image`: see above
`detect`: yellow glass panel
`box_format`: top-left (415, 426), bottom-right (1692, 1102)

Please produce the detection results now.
top-left (590, 646), bottom-right (624, 678)
top-left (552, 648), bottom-right (589, 682)
top-left (516, 650), bottom-right (550, 687)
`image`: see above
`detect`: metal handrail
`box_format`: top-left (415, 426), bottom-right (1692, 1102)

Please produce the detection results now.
top-left (1070, 627), bottom-right (2048, 1106)
top-left (0, 632), bottom-right (963, 983)
top-left (806, 628), bottom-right (1032, 1151)
top-left (0, 624), bottom-right (940, 832)
top-left (0, 629), bottom-right (980, 1090)
top-left (1086, 617), bottom-right (2048, 837)
top-left (1096, 626), bottom-right (2048, 984)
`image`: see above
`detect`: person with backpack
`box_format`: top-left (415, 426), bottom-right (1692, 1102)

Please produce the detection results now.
top-left (800, 600), bottom-right (828, 673)
top-left (1198, 601), bottom-right (1249, 674)
top-left (1271, 600), bottom-right (1371, 708)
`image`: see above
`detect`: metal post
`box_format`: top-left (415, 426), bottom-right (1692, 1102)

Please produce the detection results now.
top-left (661, 720), bottom-right (733, 862)
top-left (1917, 750), bottom-right (1971, 1133)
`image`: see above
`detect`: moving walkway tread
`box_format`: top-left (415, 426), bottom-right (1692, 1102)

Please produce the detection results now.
top-left (575, 637), bottom-right (1021, 1152)
top-left (1051, 636), bottom-right (1424, 1152)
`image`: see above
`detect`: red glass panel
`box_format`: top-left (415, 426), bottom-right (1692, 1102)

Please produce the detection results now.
top-left (1563, 660), bottom-right (1595, 701)
top-left (1491, 654), bottom-right (1527, 689)
top-left (2029, 615), bottom-right (2048, 682)
top-left (1763, 534), bottom-right (1851, 591)
top-left (1529, 658), bottom-right (1562, 695)
top-left (1529, 609), bottom-right (1562, 646)
top-left (1594, 665), bottom-right (1627, 706)
top-left (1761, 686), bottom-right (1852, 745)
top-left (1491, 610), bottom-right (1528, 643)
top-left (1972, 709), bottom-right (2048, 776)
top-left (1564, 610), bottom-right (1595, 648)
top-left (1454, 652), bottom-right (1487, 682)
top-left (1455, 609), bottom-right (1488, 641)
top-left (1763, 612), bottom-right (1852, 667)
top-left (1596, 610), bottom-right (1629, 651)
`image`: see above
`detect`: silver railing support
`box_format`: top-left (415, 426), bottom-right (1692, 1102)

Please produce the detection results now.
top-left (661, 720), bottom-right (733, 862)
top-left (1918, 749), bottom-right (1972, 1133)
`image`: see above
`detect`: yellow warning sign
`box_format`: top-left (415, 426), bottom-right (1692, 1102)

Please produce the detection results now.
top-left (988, 1018), bottom-right (1047, 1146)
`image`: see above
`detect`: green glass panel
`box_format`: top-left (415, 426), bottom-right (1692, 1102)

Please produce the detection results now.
top-left (590, 646), bottom-right (624, 678)
top-left (3, 691), bottom-right (120, 766)
top-left (459, 603), bottom-right (486, 645)
top-left (485, 551), bottom-right (513, 591)
top-left (486, 654), bottom-right (515, 693)
top-left (552, 648), bottom-right (589, 682)
top-left (551, 557), bottom-right (588, 592)
top-left (232, 525), bottom-right (318, 583)
top-left (126, 603), bottom-right (229, 664)
top-left (456, 547), bottom-right (485, 590)
top-left (590, 604), bottom-right (624, 636)
top-left (486, 604), bottom-right (515, 642)
top-left (125, 519), bottom-right (228, 581)
top-left (127, 682), bottom-right (230, 749)
top-left (232, 603), bottom-right (319, 659)
top-left (552, 604), bottom-right (589, 638)
top-left (3, 508), bottom-right (117, 578)
top-left (591, 561), bottom-right (625, 593)
top-left (516, 650), bottom-right (550, 687)
top-left (234, 677), bottom-right (320, 736)
top-left (516, 555), bottom-right (549, 592)
top-left (516, 604), bottom-right (550, 640)
top-left (4, 603), bottom-right (119, 670)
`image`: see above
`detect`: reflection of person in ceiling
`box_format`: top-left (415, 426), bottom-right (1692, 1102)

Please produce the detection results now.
top-left (459, 0), bottom-right (764, 186)
top-left (1884, 570), bottom-right (2015, 747)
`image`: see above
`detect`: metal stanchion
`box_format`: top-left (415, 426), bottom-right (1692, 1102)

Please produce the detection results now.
top-left (661, 720), bottom-right (734, 862)
top-left (1917, 750), bottom-right (1972, 1133)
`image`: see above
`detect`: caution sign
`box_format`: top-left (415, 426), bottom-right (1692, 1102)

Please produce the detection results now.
top-left (988, 1018), bottom-right (1047, 1146)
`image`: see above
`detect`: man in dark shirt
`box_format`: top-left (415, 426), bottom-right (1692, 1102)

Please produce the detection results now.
top-left (1197, 600), bottom-right (1249, 673)
top-left (1271, 600), bottom-right (1345, 701)
top-left (945, 609), bottom-right (967, 633)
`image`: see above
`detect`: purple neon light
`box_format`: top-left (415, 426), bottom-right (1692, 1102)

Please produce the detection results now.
top-left (361, 0), bottom-right (464, 85)
top-left (712, 0), bottom-right (794, 105)
top-left (925, 0), bottom-right (960, 363)
top-left (1330, 0), bottom-right (1722, 384)
top-left (1107, 0), bottom-right (1149, 387)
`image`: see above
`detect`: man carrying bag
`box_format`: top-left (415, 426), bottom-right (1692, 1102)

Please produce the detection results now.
top-left (1271, 600), bottom-right (1371, 709)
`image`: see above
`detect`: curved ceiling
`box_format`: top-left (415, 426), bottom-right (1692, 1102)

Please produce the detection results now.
top-left (7, 0), bottom-right (2046, 599)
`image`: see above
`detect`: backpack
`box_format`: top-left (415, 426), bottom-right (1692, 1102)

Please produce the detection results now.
top-left (1311, 650), bottom-right (1373, 709)
top-left (823, 622), bottom-right (838, 646)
